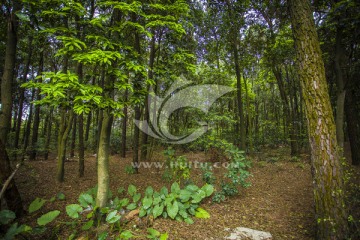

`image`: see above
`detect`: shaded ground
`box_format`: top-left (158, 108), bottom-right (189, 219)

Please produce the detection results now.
top-left (15, 146), bottom-right (316, 239)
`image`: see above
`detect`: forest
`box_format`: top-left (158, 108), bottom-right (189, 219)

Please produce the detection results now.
top-left (0, 0), bottom-right (360, 239)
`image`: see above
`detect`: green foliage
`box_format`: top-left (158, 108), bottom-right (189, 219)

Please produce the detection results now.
top-left (37, 210), bottom-right (61, 226)
top-left (139, 182), bottom-right (213, 223)
top-left (0, 195), bottom-right (62, 239)
top-left (125, 165), bottom-right (136, 175)
top-left (201, 164), bottom-right (216, 185)
top-left (162, 147), bottom-right (191, 184)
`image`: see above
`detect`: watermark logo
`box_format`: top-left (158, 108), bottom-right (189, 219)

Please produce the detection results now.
top-left (135, 76), bottom-right (234, 144)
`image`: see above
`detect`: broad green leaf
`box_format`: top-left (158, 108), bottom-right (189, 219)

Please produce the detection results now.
top-left (139, 208), bottom-right (147, 218)
top-left (98, 231), bottom-right (108, 240)
top-left (145, 186), bottom-right (154, 197)
top-left (195, 207), bottom-right (210, 219)
top-left (106, 210), bottom-right (121, 223)
top-left (142, 196), bottom-right (153, 210)
top-left (184, 218), bottom-right (194, 224)
top-left (0, 210), bottom-right (16, 224)
top-left (167, 201), bottom-right (179, 219)
top-left (126, 203), bottom-right (137, 210)
top-left (170, 182), bottom-right (180, 194)
top-left (152, 204), bottom-right (164, 219)
top-left (120, 230), bottom-right (134, 239)
top-left (128, 184), bottom-right (137, 196)
top-left (201, 184), bottom-right (214, 197)
top-left (37, 210), bottom-right (60, 226)
top-left (133, 193), bottom-right (141, 203)
top-left (66, 204), bottom-right (83, 219)
top-left (79, 193), bottom-right (94, 207)
top-left (179, 189), bottom-right (192, 202)
top-left (81, 220), bottom-right (94, 230)
top-left (160, 232), bottom-right (169, 240)
top-left (29, 197), bottom-right (46, 214)
top-left (147, 227), bottom-right (160, 237)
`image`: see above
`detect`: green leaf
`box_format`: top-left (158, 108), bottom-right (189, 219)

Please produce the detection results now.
top-left (4, 223), bottom-right (31, 239)
top-left (126, 203), bottom-right (137, 210)
top-left (57, 192), bottom-right (66, 200)
top-left (79, 193), bottom-right (94, 207)
top-left (16, 12), bottom-right (30, 22)
top-left (120, 230), bottom-right (134, 239)
top-left (0, 210), bottom-right (16, 224)
top-left (81, 220), bottom-right (94, 230)
top-left (139, 208), bottom-right (147, 218)
top-left (179, 189), bottom-right (192, 202)
top-left (98, 231), bottom-right (108, 240)
top-left (184, 217), bottom-right (194, 224)
top-left (29, 198), bottom-right (46, 214)
top-left (106, 210), bottom-right (121, 224)
top-left (37, 210), bottom-right (60, 226)
top-left (195, 207), bottom-right (210, 219)
top-left (152, 204), bottom-right (164, 219)
top-left (119, 198), bottom-right (130, 208)
top-left (201, 184), bottom-right (214, 197)
top-left (167, 201), bottom-right (179, 219)
top-left (170, 182), bottom-right (180, 194)
top-left (133, 193), bottom-right (141, 203)
top-left (142, 196), bottom-right (153, 210)
top-left (66, 204), bottom-right (83, 219)
top-left (160, 186), bottom-right (168, 196)
top-left (128, 184), bottom-right (137, 196)
top-left (147, 227), bottom-right (160, 237)
top-left (160, 232), bottom-right (169, 240)
top-left (145, 186), bottom-right (154, 197)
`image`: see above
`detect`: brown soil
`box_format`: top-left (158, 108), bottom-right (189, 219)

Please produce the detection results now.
top-left (15, 146), bottom-right (317, 239)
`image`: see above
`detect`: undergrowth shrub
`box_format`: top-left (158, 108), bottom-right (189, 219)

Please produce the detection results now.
top-left (162, 147), bottom-right (191, 184)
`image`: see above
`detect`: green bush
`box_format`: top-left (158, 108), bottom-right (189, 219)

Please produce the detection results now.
top-left (162, 147), bottom-right (191, 184)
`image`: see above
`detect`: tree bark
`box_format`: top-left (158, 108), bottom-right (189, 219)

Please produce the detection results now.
top-left (0, 0), bottom-right (23, 216)
top-left (70, 115), bottom-right (77, 158)
top-left (96, 110), bottom-right (113, 207)
top-left (29, 51), bottom-right (44, 161)
top-left (44, 107), bottom-right (53, 160)
top-left (289, 0), bottom-right (349, 238)
top-left (56, 109), bottom-right (74, 182)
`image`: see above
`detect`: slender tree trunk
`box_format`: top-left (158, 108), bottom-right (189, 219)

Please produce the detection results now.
top-left (29, 51), bottom-right (44, 161)
top-left (345, 88), bottom-right (360, 165)
top-left (44, 107), bottom-right (53, 160)
top-left (289, 0), bottom-right (349, 238)
top-left (23, 90), bottom-right (34, 151)
top-left (96, 110), bottom-right (113, 207)
top-left (85, 111), bottom-right (92, 142)
top-left (334, 24), bottom-right (346, 152)
top-left (77, 63), bottom-right (85, 177)
top-left (140, 35), bottom-right (156, 161)
top-left (70, 115), bottom-right (77, 158)
top-left (132, 13), bottom-right (142, 173)
top-left (56, 109), bottom-right (74, 182)
top-left (120, 90), bottom-right (128, 158)
top-left (0, 0), bottom-right (23, 216)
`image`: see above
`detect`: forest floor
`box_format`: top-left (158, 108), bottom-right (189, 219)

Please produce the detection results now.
top-left (13, 145), bottom-right (359, 240)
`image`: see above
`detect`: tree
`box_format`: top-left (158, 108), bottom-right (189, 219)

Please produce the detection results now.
top-left (288, 0), bottom-right (348, 238)
top-left (0, 0), bottom-right (24, 216)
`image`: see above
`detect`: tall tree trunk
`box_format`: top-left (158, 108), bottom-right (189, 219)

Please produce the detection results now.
top-left (96, 110), bottom-right (113, 207)
top-left (44, 107), bottom-right (53, 160)
top-left (29, 51), bottom-right (44, 161)
top-left (56, 109), bottom-right (74, 182)
top-left (23, 90), bottom-right (34, 151)
top-left (140, 35), bottom-right (156, 161)
top-left (14, 35), bottom-right (32, 151)
top-left (345, 87), bottom-right (360, 165)
top-left (85, 111), bottom-right (92, 142)
top-left (120, 90), bottom-right (128, 158)
top-left (70, 115), bottom-right (77, 158)
top-left (77, 63), bottom-right (85, 177)
top-left (0, 0), bottom-right (23, 216)
top-left (334, 24), bottom-right (346, 152)
top-left (289, 0), bottom-right (349, 238)
top-left (132, 13), bottom-right (142, 173)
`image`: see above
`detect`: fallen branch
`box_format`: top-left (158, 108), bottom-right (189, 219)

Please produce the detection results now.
top-left (0, 162), bottom-right (22, 200)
